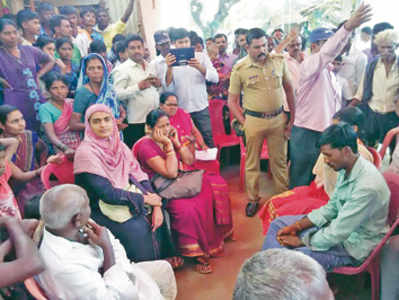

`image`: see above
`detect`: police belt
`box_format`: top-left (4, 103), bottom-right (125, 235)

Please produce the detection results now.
top-left (244, 106), bottom-right (283, 119)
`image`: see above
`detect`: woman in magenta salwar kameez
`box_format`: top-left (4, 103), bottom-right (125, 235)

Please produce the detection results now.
top-left (134, 109), bottom-right (233, 274)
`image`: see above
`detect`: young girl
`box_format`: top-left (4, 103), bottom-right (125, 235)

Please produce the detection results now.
top-left (39, 72), bottom-right (81, 155)
top-left (55, 37), bottom-right (80, 97)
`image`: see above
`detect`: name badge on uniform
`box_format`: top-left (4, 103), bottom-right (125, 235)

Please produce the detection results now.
top-left (248, 75), bottom-right (259, 81)
top-left (247, 75), bottom-right (259, 87)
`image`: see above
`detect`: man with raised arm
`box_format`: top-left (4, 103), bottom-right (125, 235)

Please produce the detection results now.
top-left (96, 0), bottom-right (135, 51)
top-left (289, 4), bottom-right (372, 188)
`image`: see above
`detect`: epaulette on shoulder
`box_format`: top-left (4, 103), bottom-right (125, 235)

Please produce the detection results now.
top-left (270, 53), bottom-right (284, 59)
top-left (232, 57), bottom-right (249, 71)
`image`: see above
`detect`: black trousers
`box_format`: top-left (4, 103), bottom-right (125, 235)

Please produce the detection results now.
top-left (190, 107), bottom-right (215, 148)
top-left (359, 104), bottom-right (399, 146)
top-left (289, 125), bottom-right (322, 189)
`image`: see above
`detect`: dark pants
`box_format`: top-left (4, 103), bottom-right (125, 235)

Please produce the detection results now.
top-left (190, 107), bottom-right (215, 148)
top-left (93, 210), bottom-right (176, 262)
top-left (262, 215), bottom-right (356, 271)
top-left (359, 104), bottom-right (399, 146)
top-left (289, 126), bottom-right (322, 189)
top-left (123, 123), bottom-right (145, 149)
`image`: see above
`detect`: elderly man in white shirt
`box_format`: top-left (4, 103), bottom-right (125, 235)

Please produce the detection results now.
top-left (165, 28), bottom-right (219, 148)
top-left (113, 34), bottom-right (161, 148)
top-left (352, 29), bottom-right (399, 146)
top-left (36, 184), bottom-right (177, 300)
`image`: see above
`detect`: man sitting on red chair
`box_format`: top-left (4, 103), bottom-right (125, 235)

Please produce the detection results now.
top-left (262, 123), bottom-right (390, 271)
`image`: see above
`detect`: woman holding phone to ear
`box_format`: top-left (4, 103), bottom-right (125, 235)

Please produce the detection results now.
top-left (134, 109), bottom-right (233, 274)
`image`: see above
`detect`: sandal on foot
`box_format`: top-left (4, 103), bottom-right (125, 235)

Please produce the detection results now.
top-left (195, 257), bottom-right (212, 274)
top-left (165, 256), bottom-right (184, 269)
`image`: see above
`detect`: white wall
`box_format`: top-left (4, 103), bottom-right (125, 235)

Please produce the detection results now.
top-left (107, 0), bottom-right (160, 59)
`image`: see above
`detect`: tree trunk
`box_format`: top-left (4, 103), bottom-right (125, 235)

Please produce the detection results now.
top-left (190, 0), bottom-right (239, 38)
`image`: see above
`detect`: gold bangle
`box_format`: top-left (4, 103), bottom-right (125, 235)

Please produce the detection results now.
top-left (182, 140), bottom-right (191, 147)
top-left (166, 150), bottom-right (175, 156)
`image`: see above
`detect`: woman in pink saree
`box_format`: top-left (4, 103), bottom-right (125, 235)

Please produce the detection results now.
top-left (39, 72), bottom-right (81, 155)
top-left (134, 109), bottom-right (233, 274)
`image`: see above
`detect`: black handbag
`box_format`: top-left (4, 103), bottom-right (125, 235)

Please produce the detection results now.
top-left (151, 170), bottom-right (204, 200)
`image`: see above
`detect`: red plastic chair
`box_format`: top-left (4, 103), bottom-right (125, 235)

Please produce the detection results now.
top-left (193, 160), bottom-right (220, 175)
top-left (379, 127), bottom-right (399, 160)
top-left (367, 146), bottom-right (382, 169)
top-left (239, 136), bottom-right (269, 191)
top-left (208, 99), bottom-right (240, 156)
top-left (40, 156), bottom-right (74, 190)
top-left (24, 277), bottom-right (48, 300)
top-left (332, 172), bottom-right (399, 300)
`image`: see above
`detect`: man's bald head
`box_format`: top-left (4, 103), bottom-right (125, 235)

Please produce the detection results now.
top-left (40, 184), bottom-right (89, 230)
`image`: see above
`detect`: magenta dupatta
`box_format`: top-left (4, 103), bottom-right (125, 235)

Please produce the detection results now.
top-left (53, 99), bottom-right (74, 136)
top-left (53, 99), bottom-right (81, 150)
top-left (74, 104), bottom-right (148, 189)
top-left (169, 108), bottom-right (193, 139)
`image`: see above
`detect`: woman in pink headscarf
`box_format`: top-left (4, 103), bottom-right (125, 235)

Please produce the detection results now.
top-left (74, 104), bottom-right (177, 262)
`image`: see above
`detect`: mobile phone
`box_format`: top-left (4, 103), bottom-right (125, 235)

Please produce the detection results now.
top-left (169, 48), bottom-right (195, 66)
top-left (0, 225), bottom-right (8, 243)
top-left (168, 128), bottom-right (175, 138)
top-left (146, 74), bottom-right (157, 81)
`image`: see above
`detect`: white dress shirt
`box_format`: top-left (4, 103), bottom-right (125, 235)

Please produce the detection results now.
top-left (36, 228), bottom-right (175, 300)
top-left (167, 51), bottom-right (218, 113)
top-left (355, 57), bottom-right (399, 114)
top-left (74, 31), bottom-right (91, 57)
top-left (337, 48), bottom-right (367, 98)
top-left (113, 59), bottom-right (160, 124)
top-left (149, 55), bottom-right (169, 94)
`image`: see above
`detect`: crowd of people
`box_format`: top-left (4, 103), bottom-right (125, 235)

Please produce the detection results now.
top-left (0, 1), bottom-right (399, 299)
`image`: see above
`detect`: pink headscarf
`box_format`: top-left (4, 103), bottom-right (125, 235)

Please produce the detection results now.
top-left (74, 104), bottom-right (148, 189)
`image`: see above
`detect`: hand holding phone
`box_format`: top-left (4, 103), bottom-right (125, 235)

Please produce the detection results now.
top-left (169, 48), bottom-right (195, 66)
top-left (85, 220), bottom-right (111, 249)
top-left (138, 79), bottom-right (152, 90)
top-left (168, 127), bottom-right (180, 147)
top-left (146, 75), bottom-right (161, 87)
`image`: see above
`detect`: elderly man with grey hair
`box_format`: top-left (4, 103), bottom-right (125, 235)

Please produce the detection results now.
top-left (233, 249), bottom-right (334, 300)
top-left (36, 184), bottom-right (177, 300)
top-left (351, 29), bottom-right (399, 146)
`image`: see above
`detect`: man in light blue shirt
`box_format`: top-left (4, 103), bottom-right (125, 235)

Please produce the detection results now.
top-left (262, 122), bottom-right (390, 271)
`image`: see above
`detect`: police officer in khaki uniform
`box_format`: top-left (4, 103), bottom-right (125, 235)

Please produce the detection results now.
top-left (228, 27), bottom-right (296, 217)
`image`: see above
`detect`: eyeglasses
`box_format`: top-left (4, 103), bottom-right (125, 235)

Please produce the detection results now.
top-left (165, 103), bottom-right (178, 107)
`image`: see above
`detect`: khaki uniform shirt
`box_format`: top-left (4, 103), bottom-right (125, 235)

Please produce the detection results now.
top-left (229, 54), bottom-right (290, 113)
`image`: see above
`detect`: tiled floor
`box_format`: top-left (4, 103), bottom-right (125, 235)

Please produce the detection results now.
top-left (174, 163), bottom-right (372, 300)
